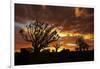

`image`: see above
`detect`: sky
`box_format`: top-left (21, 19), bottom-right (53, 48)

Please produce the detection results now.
top-left (15, 4), bottom-right (94, 52)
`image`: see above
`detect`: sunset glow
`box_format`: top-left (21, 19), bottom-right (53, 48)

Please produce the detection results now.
top-left (15, 4), bottom-right (94, 65)
top-left (15, 4), bottom-right (94, 52)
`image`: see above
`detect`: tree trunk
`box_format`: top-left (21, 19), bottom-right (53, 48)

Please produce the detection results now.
top-left (32, 43), bottom-right (40, 55)
top-left (56, 48), bottom-right (58, 52)
top-left (34, 47), bottom-right (40, 54)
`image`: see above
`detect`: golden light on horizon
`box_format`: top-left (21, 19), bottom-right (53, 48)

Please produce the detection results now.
top-left (83, 34), bottom-right (94, 39)
top-left (58, 32), bottom-right (67, 37)
top-left (58, 30), bottom-right (94, 40)
top-left (57, 48), bottom-right (63, 52)
top-left (23, 27), bottom-right (93, 40)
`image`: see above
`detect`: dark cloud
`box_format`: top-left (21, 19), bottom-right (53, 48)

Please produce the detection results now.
top-left (15, 4), bottom-right (94, 34)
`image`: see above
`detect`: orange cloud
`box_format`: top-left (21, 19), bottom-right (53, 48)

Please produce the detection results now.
top-left (74, 8), bottom-right (81, 17)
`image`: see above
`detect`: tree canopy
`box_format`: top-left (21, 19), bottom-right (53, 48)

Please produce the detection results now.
top-left (19, 20), bottom-right (60, 53)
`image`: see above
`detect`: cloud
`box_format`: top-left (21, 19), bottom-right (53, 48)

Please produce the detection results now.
top-left (15, 4), bottom-right (94, 34)
top-left (15, 22), bottom-right (25, 29)
top-left (74, 7), bottom-right (94, 17)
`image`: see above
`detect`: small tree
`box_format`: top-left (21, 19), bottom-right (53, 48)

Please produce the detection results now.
top-left (55, 41), bottom-right (60, 52)
top-left (19, 20), bottom-right (60, 54)
top-left (76, 36), bottom-right (89, 51)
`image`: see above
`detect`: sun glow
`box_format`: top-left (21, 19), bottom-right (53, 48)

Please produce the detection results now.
top-left (57, 48), bottom-right (63, 52)
top-left (58, 31), bottom-right (93, 40)
top-left (83, 34), bottom-right (94, 39)
top-left (23, 27), bottom-right (93, 40)
top-left (58, 33), bottom-right (67, 37)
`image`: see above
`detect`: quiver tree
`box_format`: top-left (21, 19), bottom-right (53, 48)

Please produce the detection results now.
top-left (19, 20), bottom-right (60, 54)
top-left (76, 36), bottom-right (89, 51)
top-left (55, 41), bottom-right (60, 52)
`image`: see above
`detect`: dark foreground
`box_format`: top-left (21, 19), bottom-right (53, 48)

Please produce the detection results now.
top-left (15, 50), bottom-right (94, 65)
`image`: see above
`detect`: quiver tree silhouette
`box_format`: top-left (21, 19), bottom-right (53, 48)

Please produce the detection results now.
top-left (76, 36), bottom-right (89, 51)
top-left (19, 20), bottom-right (60, 54)
top-left (55, 41), bottom-right (60, 52)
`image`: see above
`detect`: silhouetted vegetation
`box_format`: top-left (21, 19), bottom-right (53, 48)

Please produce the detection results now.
top-left (76, 36), bottom-right (89, 51)
top-left (19, 20), bottom-right (60, 54)
top-left (15, 48), bottom-right (94, 65)
top-left (55, 41), bottom-right (60, 52)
